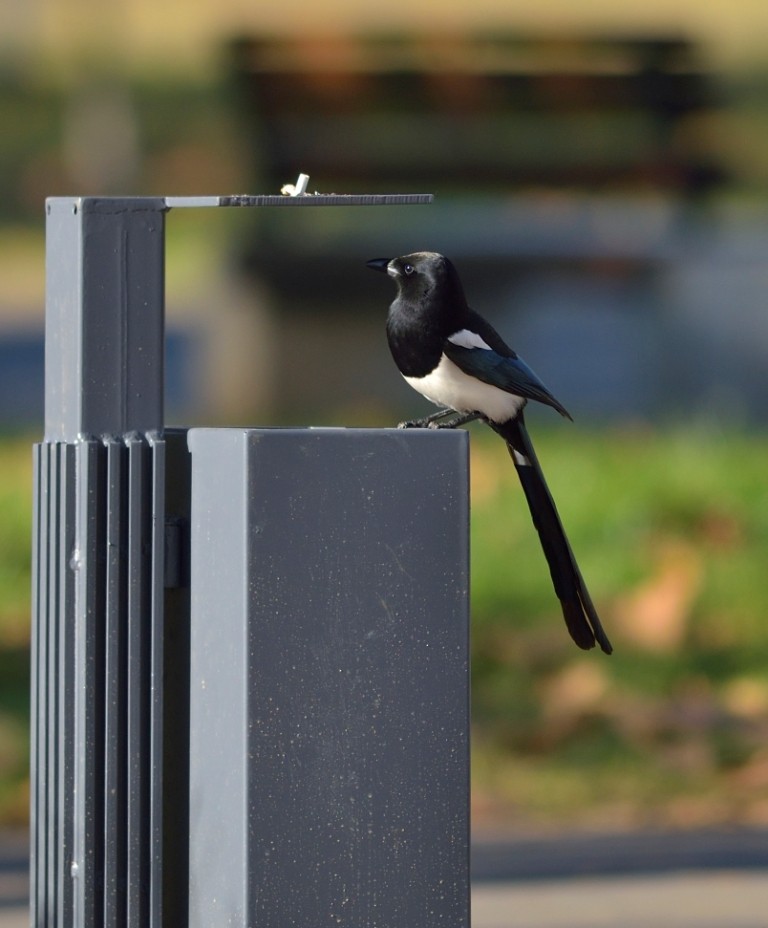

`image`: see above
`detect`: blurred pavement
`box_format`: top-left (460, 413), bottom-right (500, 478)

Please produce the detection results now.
top-left (471, 827), bottom-right (768, 927)
top-left (472, 871), bottom-right (768, 928)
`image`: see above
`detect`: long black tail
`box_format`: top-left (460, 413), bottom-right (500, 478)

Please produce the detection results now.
top-left (489, 416), bottom-right (612, 655)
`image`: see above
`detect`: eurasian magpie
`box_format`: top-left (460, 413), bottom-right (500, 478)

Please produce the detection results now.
top-left (367, 251), bottom-right (612, 655)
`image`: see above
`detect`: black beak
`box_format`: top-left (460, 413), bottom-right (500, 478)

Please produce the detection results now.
top-left (366, 258), bottom-right (391, 273)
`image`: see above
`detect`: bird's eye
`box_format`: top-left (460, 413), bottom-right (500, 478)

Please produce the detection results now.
top-left (403, 263), bottom-right (415, 276)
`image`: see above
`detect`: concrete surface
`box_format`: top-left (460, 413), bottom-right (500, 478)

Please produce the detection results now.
top-left (472, 871), bottom-right (768, 928)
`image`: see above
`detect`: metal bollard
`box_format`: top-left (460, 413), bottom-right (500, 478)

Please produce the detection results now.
top-left (32, 192), bottom-right (469, 928)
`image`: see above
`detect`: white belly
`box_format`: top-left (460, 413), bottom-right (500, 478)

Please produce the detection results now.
top-left (404, 355), bottom-right (525, 423)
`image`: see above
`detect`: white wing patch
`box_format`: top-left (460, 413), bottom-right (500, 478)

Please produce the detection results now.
top-left (511, 448), bottom-right (530, 467)
top-left (447, 329), bottom-right (493, 351)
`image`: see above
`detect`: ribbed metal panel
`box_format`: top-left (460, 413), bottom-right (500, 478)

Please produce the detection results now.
top-left (31, 443), bottom-right (77, 928)
top-left (32, 433), bottom-right (171, 927)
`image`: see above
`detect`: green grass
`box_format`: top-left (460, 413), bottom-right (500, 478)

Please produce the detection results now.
top-left (468, 423), bottom-right (768, 827)
top-left (0, 440), bottom-right (32, 643)
top-left (2, 427), bottom-right (768, 828)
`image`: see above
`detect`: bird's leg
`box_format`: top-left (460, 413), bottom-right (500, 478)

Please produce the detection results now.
top-left (428, 411), bottom-right (483, 429)
top-left (397, 407), bottom-right (456, 429)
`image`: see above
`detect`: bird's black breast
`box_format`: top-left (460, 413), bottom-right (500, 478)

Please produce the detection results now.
top-left (386, 302), bottom-right (444, 378)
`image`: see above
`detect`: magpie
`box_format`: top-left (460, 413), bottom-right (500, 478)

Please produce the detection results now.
top-left (367, 251), bottom-right (612, 655)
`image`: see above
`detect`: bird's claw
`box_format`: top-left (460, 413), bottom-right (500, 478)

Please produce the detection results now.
top-left (398, 411), bottom-right (481, 429)
top-left (397, 419), bottom-right (425, 429)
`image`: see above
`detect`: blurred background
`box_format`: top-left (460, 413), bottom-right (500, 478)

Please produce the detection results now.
top-left (2, 0), bottom-right (768, 837)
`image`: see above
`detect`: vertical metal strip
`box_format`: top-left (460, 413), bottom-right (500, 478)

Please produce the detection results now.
top-left (47, 444), bottom-right (62, 923)
top-left (47, 444), bottom-right (61, 926)
top-left (103, 437), bottom-right (128, 927)
top-left (147, 433), bottom-right (166, 928)
top-left (159, 430), bottom-right (191, 928)
top-left (57, 443), bottom-right (77, 927)
top-left (73, 440), bottom-right (107, 927)
top-left (29, 444), bottom-right (42, 926)
top-left (36, 444), bottom-right (51, 925)
top-left (126, 435), bottom-right (151, 927)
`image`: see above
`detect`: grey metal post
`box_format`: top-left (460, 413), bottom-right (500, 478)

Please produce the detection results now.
top-left (44, 197), bottom-right (166, 442)
top-left (34, 192), bottom-right (444, 928)
top-left (34, 197), bottom-right (179, 928)
top-left (188, 427), bottom-right (470, 928)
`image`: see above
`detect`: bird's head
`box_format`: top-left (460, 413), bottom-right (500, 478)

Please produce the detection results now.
top-left (366, 252), bottom-right (466, 307)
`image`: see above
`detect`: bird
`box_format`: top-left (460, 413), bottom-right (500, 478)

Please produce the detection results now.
top-left (367, 251), bottom-right (612, 655)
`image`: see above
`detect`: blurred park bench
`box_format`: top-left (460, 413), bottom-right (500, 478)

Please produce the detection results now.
top-left (229, 32), bottom-right (724, 297)
top-left (223, 33), bottom-right (731, 421)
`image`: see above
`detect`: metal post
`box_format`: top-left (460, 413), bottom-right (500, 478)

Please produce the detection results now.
top-left (188, 427), bottom-right (471, 928)
top-left (44, 198), bottom-right (166, 443)
top-left (34, 197), bottom-right (177, 928)
top-left (34, 192), bottom-right (443, 928)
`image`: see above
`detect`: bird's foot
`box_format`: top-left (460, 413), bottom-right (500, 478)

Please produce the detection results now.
top-left (397, 409), bottom-right (482, 430)
top-left (397, 407), bottom-right (456, 429)
top-left (427, 411), bottom-right (483, 429)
